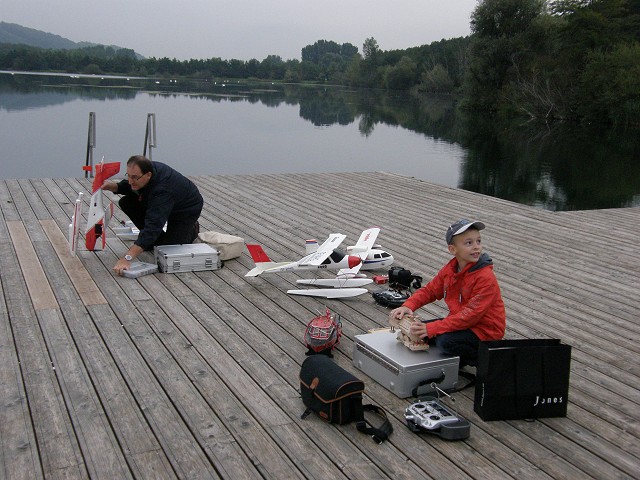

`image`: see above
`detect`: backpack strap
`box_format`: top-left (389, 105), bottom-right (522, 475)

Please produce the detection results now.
top-left (355, 403), bottom-right (393, 444)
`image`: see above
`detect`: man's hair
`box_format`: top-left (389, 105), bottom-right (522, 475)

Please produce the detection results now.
top-left (127, 155), bottom-right (153, 174)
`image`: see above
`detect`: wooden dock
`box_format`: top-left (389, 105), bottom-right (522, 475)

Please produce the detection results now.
top-left (1, 172), bottom-right (638, 479)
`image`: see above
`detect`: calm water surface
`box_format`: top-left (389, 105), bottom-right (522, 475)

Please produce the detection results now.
top-left (1, 71), bottom-right (638, 211)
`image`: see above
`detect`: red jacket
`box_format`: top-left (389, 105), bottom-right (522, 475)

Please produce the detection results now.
top-left (403, 253), bottom-right (505, 341)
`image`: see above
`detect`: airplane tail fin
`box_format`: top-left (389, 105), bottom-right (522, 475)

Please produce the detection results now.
top-left (91, 161), bottom-right (121, 192)
top-left (246, 244), bottom-right (272, 263)
top-left (245, 244), bottom-right (275, 276)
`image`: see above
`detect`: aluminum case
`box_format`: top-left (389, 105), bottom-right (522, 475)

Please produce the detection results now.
top-left (154, 243), bottom-right (221, 273)
top-left (122, 261), bottom-right (158, 278)
top-left (353, 330), bottom-right (459, 398)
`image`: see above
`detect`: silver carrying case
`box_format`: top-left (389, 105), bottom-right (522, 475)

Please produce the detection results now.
top-left (353, 330), bottom-right (459, 398)
top-left (154, 243), bottom-right (221, 273)
top-left (122, 261), bottom-right (158, 278)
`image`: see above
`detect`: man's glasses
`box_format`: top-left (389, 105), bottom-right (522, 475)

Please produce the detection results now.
top-left (125, 172), bottom-right (147, 181)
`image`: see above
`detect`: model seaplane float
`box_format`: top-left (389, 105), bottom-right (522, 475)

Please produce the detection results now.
top-left (245, 227), bottom-right (394, 298)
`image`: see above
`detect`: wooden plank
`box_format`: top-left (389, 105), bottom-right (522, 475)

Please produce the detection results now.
top-left (133, 276), bottom-right (317, 479)
top-left (6, 221), bottom-right (58, 310)
top-left (85, 303), bottom-right (214, 479)
top-left (11, 182), bottom-right (166, 478)
top-left (146, 273), bottom-right (395, 479)
top-left (35, 307), bottom-right (132, 478)
top-left (0, 180), bottom-right (20, 225)
top-left (0, 242), bottom-right (86, 478)
top-left (0, 266), bottom-right (43, 479)
top-left (78, 252), bottom-right (225, 478)
top-left (39, 283), bottom-right (174, 478)
top-left (40, 219), bottom-right (107, 306)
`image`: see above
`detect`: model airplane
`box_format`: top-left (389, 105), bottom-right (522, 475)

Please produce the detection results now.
top-left (246, 227), bottom-right (392, 298)
top-left (84, 158), bottom-right (120, 251)
top-left (68, 191), bottom-right (83, 256)
top-left (245, 233), bottom-right (361, 277)
top-left (303, 229), bottom-right (395, 278)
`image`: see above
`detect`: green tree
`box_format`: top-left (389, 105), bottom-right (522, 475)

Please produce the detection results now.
top-left (384, 55), bottom-right (417, 90)
top-left (463, 0), bottom-right (546, 111)
top-left (82, 63), bottom-right (102, 75)
top-left (259, 55), bottom-right (286, 79)
top-left (362, 37), bottom-right (379, 61)
top-left (418, 64), bottom-right (454, 93)
top-left (576, 42), bottom-right (640, 124)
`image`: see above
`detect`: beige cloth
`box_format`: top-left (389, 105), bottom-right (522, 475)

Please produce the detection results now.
top-left (197, 231), bottom-right (244, 260)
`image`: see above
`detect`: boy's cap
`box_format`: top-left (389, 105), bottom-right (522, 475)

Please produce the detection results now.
top-left (446, 219), bottom-right (485, 244)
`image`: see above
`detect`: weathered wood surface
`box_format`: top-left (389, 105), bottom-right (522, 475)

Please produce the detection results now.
top-left (0, 172), bottom-right (638, 479)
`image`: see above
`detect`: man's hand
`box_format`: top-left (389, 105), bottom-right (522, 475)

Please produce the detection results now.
top-left (113, 245), bottom-right (144, 276)
top-left (113, 257), bottom-right (131, 276)
top-left (101, 181), bottom-right (118, 193)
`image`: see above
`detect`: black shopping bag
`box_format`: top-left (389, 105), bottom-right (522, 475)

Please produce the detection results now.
top-left (474, 339), bottom-right (571, 421)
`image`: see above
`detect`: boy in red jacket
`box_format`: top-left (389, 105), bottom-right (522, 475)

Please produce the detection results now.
top-left (389, 219), bottom-right (506, 367)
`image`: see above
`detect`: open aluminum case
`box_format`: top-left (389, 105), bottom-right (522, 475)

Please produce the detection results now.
top-left (353, 330), bottom-right (459, 398)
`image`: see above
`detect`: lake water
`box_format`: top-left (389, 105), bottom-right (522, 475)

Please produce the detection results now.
top-left (1, 71), bottom-right (639, 211)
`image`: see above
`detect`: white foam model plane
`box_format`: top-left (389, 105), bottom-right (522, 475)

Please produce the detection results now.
top-left (245, 227), bottom-right (393, 298)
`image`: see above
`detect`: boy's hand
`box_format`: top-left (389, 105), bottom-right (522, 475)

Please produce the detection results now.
top-left (409, 320), bottom-right (429, 340)
top-left (389, 306), bottom-right (413, 320)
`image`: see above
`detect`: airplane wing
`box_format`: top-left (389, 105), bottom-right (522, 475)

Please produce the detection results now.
top-left (287, 288), bottom-right (368, 299)
top-left (298, 233), bottom-right (345, 266)
top-left (337, 227), bottom-right (380, 277)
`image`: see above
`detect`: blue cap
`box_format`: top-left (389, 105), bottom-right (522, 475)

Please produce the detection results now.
top-left (446, 219), bottom-right (485, 244)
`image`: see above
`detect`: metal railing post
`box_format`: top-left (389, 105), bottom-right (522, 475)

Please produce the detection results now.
top-left (143, 113), bottom-right (157, 160)
top-left (85, 112), bottom-right (96, 178)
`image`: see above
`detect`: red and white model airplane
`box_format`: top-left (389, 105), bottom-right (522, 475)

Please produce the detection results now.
top-left (83, 159), bottom-right (120, 251)
top-left (68, 192), bottom-right (84, 256)
top-left (245, 227), bottom-right (393, 298)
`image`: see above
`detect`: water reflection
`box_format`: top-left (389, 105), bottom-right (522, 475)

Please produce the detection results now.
top-left (458, 116), bottom-right (640, 210)
top-left (1, 72), bottom-right (638, 211)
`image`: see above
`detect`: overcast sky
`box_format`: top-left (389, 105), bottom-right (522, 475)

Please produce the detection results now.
top-left (3, 0), bottom-right (478, 61)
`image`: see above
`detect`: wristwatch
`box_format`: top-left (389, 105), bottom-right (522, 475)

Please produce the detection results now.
top-left (124, 254), bottom-right (133, 262)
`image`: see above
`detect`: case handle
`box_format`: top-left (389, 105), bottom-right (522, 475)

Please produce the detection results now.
top-left (412, 370), bottom-right (446, 397)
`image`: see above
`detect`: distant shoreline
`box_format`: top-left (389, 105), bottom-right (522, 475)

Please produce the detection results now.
top-left (1, 70), bottom-right (146, 81)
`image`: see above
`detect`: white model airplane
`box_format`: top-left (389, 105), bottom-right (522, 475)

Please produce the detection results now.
top-left (245, 233), bottom-right (361, 277)
top-left (245, 227), bottom-right (392, 298)
top-left (304, 230), bottom-right (395, 277)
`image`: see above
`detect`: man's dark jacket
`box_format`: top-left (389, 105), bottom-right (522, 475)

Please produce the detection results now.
top-left (116, 161), bottom-right (203, 250)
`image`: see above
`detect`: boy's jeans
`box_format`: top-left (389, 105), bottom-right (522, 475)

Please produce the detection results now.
top-left (433, 329), bottom-right (480, 368)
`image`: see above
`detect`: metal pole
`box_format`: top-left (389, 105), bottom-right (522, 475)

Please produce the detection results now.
top-left (85, 112), bottom-right (96, 178)
top-left (143, 113), bottom-right (156, 160)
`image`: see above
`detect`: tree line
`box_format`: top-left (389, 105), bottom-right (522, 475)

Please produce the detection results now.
top-left (1, 0), bottom-right (638, 125)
